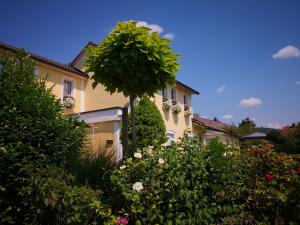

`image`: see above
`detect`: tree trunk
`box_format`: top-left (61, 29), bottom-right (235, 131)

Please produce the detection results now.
top-left (122, 107), bottom-right (129, 157)
top-left (130, 95), bottom-right (136, 151)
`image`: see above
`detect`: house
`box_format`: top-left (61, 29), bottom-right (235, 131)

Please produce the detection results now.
top-left (240, 132), bottom-right (267, 141)
top-left (192, 115), bottom-right (240, 147)
top-left (0, 41), bottom-right (199, 159)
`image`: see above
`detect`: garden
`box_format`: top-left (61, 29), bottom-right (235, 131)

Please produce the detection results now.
top-left (1, 21), bottom-right (300, 225)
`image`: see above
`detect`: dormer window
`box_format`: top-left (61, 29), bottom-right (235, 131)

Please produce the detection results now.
top-left (171, 88), bottom-right (176, 104)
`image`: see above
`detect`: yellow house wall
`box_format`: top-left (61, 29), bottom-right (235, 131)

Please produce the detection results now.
top-left (154, 84), bottom-right (193, 139)
top-left (85, 121), bottom-right (115, 155)
top-left (84, 77), bottom-right (129, 111)
top-left (36, 63), bottom-right (85, 114)
top-left (72, 52), bottom-right (129, 111)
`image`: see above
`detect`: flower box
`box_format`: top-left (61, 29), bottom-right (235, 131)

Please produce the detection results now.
top-left (172, 103), bottom-right (181, 114)
top-left (184, 104), bottom-right (190, 111)
top-left (62, 95), bottom-right (75, 109)
top-left (184, 108), bottom-right (193, 117)
top-left (162, 100), bottom-right (172, 111)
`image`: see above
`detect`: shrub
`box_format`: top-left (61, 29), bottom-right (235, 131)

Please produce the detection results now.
top-left (110, 135), bottom-right (248, 224)
top-left (0, 51), bottom-right (111, 224)
top-left (110, 135), bottom-right (300, 224)
top-left (0, 51), bottom-right (85, 167)
top-left (128, 97), bottom-right (166, 149)
top-left (239, 144), bottom-right (300, 224)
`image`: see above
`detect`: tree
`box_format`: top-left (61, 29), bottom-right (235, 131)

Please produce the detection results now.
top-left (85, 21), bottom-right (179, 153)
top-left (213, 117), bottom-right (220, 122)
top-left (238, 117), bottom-right (256, 136)
top-left (128, 97), bottom-right (166, 149)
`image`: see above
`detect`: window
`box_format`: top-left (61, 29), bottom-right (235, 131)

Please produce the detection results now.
top-left (183, 95), bottom-right (188, 105)
top-left (63, 79), bottom-right (73, 97)
top-left (166, 130), bottom-right (176, 145)
top-left (171, 88), bottom-right (176, 103)
top-left (162, 88), bottom-right (167, 98)
top-left (34, 66), bottom-right (39, 78)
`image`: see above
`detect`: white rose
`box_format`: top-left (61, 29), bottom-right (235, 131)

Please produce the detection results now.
top-left (158, 158), bottom-right (165, 165)
top-left (223, 152), bottom-right (228, 157)
top-left (148, 145), bottom-right (154, 149)
top-left (120, 165), bottom-right (126, 170)
top-left (161, 143), bottom-right (168, 147)
top-left (134, 152), bottom-right (142, 159)
top-left (132, 182), bottom-right (143, 192)
top-left (147, 148), bottom-right (153, 156)
top-left (228, 151), bottom-right (233, 156)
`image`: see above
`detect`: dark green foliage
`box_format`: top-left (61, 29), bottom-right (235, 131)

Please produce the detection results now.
top-left (0, 51), bottom-right (110, 224)
top-left (238, 117), bottom-right (256, 136)
top-left (67, 147), bottom-right (119, 193)
top-left (267, 123), bottom-right (300, 154)
top-left (0, 51), bottom-right (85, 167)
top-left (128, 97), bottom-right (166, 149)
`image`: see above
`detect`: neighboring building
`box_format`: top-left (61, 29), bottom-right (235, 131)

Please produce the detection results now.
top-left (192, 115), bottom-right (240, 147)
top-left (0, 41), bottom-right (199, 159)
top-left (240, 132), bottom-right (267, 141)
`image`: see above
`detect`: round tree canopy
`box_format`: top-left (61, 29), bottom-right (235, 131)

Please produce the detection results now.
top-left (85, 21), bottom-right (179, 98)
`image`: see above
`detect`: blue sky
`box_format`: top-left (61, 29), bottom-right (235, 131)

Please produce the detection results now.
top-left (1, 0), bottom-right (300, 128)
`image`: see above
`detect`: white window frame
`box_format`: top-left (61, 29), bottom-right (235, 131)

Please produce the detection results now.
top-left (61, 77), bottom-right (75, 100)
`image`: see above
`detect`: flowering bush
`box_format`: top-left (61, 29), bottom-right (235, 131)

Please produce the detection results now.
top-left (110, 136), bottom-right (249, 224)
top-left (171, 103), bottom-right (181, 114)
top-left (110, 137), bottom-right (300, 224)
top-left (62, 95), bottom-right (75, 108)
top-left (239, 144), bottom-right (300, 224)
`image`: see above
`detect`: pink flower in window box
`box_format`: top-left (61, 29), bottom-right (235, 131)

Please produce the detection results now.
top-left (184, 104), bottom-right (190, 111)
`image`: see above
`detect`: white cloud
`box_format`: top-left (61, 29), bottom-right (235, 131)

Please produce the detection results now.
top-left (295, 81), bottom-right (300, 85)
top-left (216, 85), bottom-right (226, 93)
top-left (240, 97), bottom-right (262, 107)
top-left (273, 45), bottom-right (300, 59)
top-left (222, 114), bottom-right (233, 119)
top-left (136, 21), bottom-right (164, 34)
top-left (163, 33), bottom-right (176, 40)
top-left (267, 123), bottom-right (286, 129)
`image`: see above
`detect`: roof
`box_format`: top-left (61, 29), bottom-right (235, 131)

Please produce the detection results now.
top-left (192, 115), bottom-right (237, 135)
top-left (0, 41), bottom-right (89, 78)
top-left (71, 41), bottom-right (200, 95)
top-left (240, 132), bottom-right (267, 139)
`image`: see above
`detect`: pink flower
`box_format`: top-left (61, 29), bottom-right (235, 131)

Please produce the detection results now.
top-left (265, 173), bottom-right (273, 181)
top-left (116, 217), bottom-right (128, 225)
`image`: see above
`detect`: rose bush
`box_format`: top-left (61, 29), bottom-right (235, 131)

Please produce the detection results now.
top-left (110, 135), bottom-right (300, 224)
